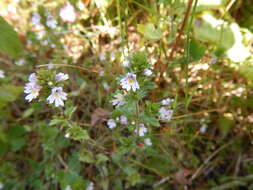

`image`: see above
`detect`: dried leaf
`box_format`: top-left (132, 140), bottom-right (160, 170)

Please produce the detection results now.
top-left (91, 108), bottom-right (110, 126)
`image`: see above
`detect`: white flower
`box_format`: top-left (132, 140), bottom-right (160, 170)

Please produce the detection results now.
top-left (31, 13), bottom-right (41, 27)
top-left (107, 119), bottom-right (116, 129)
top-left (161, 98), bottom-right (174, 106)
top-left (28, 73), bottom-right (37, 83)
top-left (55, 72), bottom-right (69, 81)
top-left (122, 60), bottom-right (130, 67)
top-left (46, 14), bottom-right (57, 29)
top-left (110, 52), bottom-right (116, 61)
top-left (159, 107), bottom-right (173, 120)
top-left (120, 73), bottom-right (139, 92)
top-left (135, 123), bottom-right (147, 136)
top-left (0, 70), bottom-right (5, 78)
top-left (144, 138), bottom-right (152, 146)
top-left (111, 93), bottom-right (126, 107)
top-left (47, 87), bottom-right (67, 107)
top-left (65, 133), bottom-right (70, 138)
top-left (120, 115), bottom-right (128, 125)
top-left (48, 62), bottom-right (55, 69)
top-left (99, 53), bottom-right (106, 61)
top-left (102, 82), bottom-right (110, 90)
top-left (64, 185), bottom-right (72, 190)
top-left (0, 183), bottom-right (4, 190)
top-left (24, 82), bottom-right (41, 102)
top-left (143, 68), bottom-right (152, 76)
top-left (86, 182), bottom-right (94, 190)
top-left (200, 124), bottom-right (208, 134)
top-left (60, 3), bottom-right (76, 23)
top-left (15, 58), bottom-right (25, 66)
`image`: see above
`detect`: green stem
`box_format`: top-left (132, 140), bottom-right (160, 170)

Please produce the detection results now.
top-left (184, 0), bottom-right (198, 110)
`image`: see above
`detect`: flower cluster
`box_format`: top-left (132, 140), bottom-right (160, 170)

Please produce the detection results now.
top-left (107, 115), bottom-right (128, 129)
top-left (24, 73), bottom-right (42, 102)
top-left (159, 98), bottom-right (174, 121)
top-left (24, 72), bottom-right (69, 107)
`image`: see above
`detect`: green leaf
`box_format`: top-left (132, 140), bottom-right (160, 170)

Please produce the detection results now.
top-left (0, 85), bottom-right (23, 108)
top-left (0, 16), bottom-right (23, 58)
top-left (137, 24), bottom-right (163, 41)
top-left (96, 153), bottom-right (108, 164)
top-left (10, 137), bottom-right (26, 151)
top-left (67, 126), bottom-right (90, 141)
top-left (79, 149), bottom-right (94, 163)
top-left (49, 118), bottom-right (67, 126)
top-left (8, 125), bottom-right (26, 138)
top-left (64, 106), bottom-right (77, 119)
top-left (189, 39), bottom-right (206, 61)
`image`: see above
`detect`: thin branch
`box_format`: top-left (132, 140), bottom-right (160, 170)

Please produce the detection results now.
top-left (36, 64), bottom-right (99, 73)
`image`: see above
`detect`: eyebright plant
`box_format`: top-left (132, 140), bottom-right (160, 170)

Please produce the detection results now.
top-left (24, 70), bottom-right (69, 107)
top-left (107, 51), bottom-right (176, 147)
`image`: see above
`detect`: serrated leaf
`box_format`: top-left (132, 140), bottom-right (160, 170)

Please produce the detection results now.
top-left (0, 16), bottom-right (23, 58)
top-left (68, 126), bottom-right (90, 141)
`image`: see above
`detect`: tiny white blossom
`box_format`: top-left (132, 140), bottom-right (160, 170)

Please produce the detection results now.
top-left (111, 93), bottom-right (126, 107)
top-left (159, 107), bottom-right (173, 120)
top-left (161, 98), bottom-right (174, 106)
top-left (120, 73), bottom-right (139, 92)
top-left (65, 133), bottom-right (70, 138)
top-left (0, 183), bottom-right (3, 190)
top-left (107, 119), bottom-right (116, 129)
top-left (135, 123), bottom-right (148, 136)
top-left (47, 87), bottom-right (67, 107)
top-left (122, 60), bottom-right (130, 67)
top-left (99, 53), bottom-right (106, 61)
top-left (77, 1), bottom-right (85, 10)
top-left (200, 124), bottom-right (208, 134)
top-left (60, 3), bottom-right (76, 23)
top-left (110, 52), bottom-right (116, 61)
top-left (144, 138), bottom-right (152, 146)
top-left (86, 182), bottom-right (94, 190)
top-left (143, 68), bottom-right (152, 76)
top-left (15, 58), bottom-right (25, 66)
top-left (120, 115), bottom-right (128, 125)
top-left (0, 70), bottom-right (5, 78)
top-left (64, 185), bottom-right (72, 190)
top-left (31, 13), bottom-right (41, 27)
top-left (55, 72), bottom-right (69, 81)
top-left (24, 82), bottom-right (41, 102)
top-left (46, 14), bottom-right (57, 29)
top-left (28, 73), bottom-right (37, 83)
top-left (48, 62), bottom-right (55, 69)
top-left (102, 82), bottom-right (110, 90)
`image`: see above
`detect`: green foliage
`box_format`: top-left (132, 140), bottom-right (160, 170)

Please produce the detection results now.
top-left (0, 16), bottom-right (23, 58)
top-left (193, 13), bottom-right (251, 62)
top-left (0, 85), bottom-right (23, 108)
top-left (1, 0), bottom-right (253, 189)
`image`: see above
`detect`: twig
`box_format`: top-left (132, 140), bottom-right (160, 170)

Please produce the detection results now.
top-left (153, 176), bottom-right (170, 188)
top-left (57, 155), bottom-right (68, 170)
top-left (171, 108), bottom-right (223, 120)
top-left (36, 64), bottom-right (98, 73)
